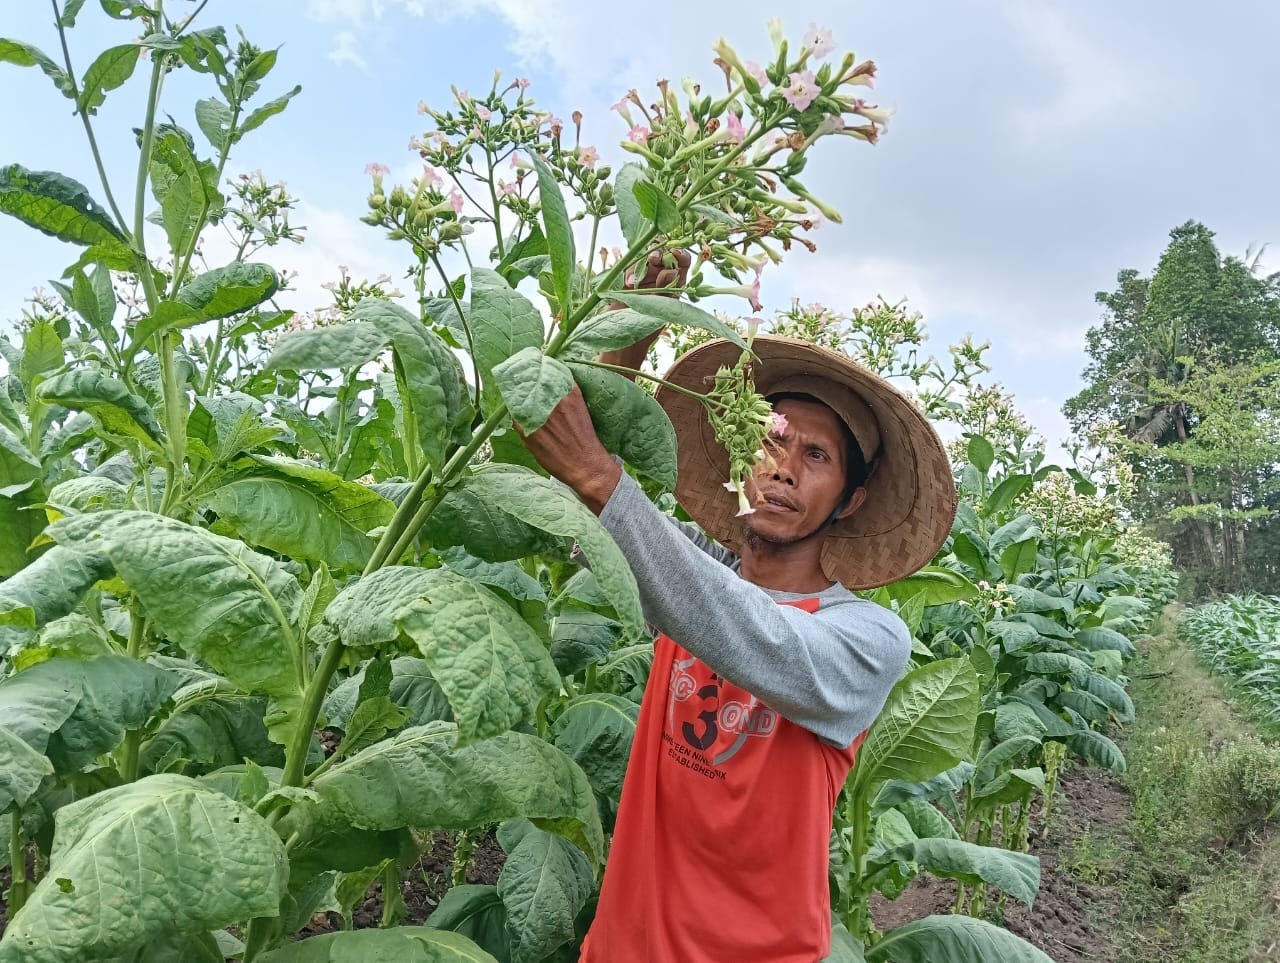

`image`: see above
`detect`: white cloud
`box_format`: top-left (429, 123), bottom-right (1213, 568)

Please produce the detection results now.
top-left (1000, 2), bottom-right (1155, 144)
top-left (328, 31), bottom-right (368, 70)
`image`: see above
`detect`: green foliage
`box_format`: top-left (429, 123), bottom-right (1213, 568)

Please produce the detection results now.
top-left (0, 8), bottom-right (1169, 961)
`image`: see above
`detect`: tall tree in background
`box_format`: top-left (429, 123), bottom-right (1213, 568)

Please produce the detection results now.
top-left (1065, 221), bottom-right (1280, 593)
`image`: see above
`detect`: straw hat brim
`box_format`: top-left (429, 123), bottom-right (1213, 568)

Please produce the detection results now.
top-left (654, 336), bottom-right (957, 590)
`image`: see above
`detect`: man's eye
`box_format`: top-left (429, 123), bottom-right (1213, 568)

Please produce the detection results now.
top-left (809, 449), bottom-right (828, 462)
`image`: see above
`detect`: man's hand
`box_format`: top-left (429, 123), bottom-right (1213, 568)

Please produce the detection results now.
top-left (519, 385), bottom-right (621, 516)
top-left (600, 248), bottom-right (691, 378)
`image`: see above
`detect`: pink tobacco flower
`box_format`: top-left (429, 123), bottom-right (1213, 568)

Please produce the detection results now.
top-left (475, 105), bottom-right (492, 121)
top-left (421, 166), bottom-right (443, 188)
top-left (515, 77), bottom-right (530, 89)
top-left (498, 179), bottom-right (518, 197)
top-left (448, 189), bottom-right (464, 214)
top-left (628, 125), bottom-right (651, 144)
top-left (743, 60), bottom-right (768, 86)
top-left (725, 112), bottom-right (745, 144)
top-left (781, 71), bottom-right (819, 111)
top-left (749, 271), bottom-right (763, 312)
top-left (417, 100), bottom-right (430, 115)
top-left (578, 145), bottom-right (600, 168)
top-left (770, 411), bottom-right (789, 436)
top-left (803, 24), bottom-right (836, 59)
top-left (363, 162), bottom-right (390, 179)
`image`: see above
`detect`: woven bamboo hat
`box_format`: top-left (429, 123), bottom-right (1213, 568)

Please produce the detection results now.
top-left (654, 336), bottom-right (956, 590)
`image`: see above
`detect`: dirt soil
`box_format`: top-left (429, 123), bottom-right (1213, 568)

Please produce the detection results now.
top-left (300, 830), bottom-right (508, 935)
top-left (871, 764), bottom-right (1132, 963)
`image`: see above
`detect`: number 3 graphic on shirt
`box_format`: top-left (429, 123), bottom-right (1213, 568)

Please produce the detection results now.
top-left (682, 683), bottom-right (720, 750)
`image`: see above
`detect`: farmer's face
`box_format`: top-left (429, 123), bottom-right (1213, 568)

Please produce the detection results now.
top-left (744, 398), bottom-right (866, 546)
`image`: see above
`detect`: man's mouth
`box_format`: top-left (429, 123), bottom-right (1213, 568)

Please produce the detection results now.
top-left (761, 493), bottom-right (798, 512)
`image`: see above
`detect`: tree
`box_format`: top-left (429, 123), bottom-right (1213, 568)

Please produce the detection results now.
top-left (1065, 221), bottom-right (1280, 591)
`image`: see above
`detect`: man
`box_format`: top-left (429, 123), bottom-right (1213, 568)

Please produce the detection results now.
top-left (521, 275), bottom-right (956, 962)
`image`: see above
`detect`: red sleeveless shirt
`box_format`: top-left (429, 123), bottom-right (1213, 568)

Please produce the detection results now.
top-left (581, 597), bottom-right (867, 962)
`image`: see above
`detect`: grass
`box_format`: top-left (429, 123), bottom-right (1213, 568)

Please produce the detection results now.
top-left (1098, 614), bottom-right (1280, 962)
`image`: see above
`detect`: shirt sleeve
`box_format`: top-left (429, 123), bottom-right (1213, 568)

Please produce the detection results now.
top-left (599, 472), bottom-right (911, 746)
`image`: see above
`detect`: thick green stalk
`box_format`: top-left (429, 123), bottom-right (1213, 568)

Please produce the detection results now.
top-left (378, 407), bottom-right (509, 567)
top-left (280, 633), bottom-right (346, 788)
top-left (363, 466), bottom-right (434, 575)
top-left (843, 789), bottom-right (872, 940)
top-left (118, 613), bottom-right (147, 782)
top-left (8, 804), bottom-right (28, 915)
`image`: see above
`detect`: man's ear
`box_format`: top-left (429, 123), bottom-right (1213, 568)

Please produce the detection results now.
top-left (835, 487), bottom-right (868, 521)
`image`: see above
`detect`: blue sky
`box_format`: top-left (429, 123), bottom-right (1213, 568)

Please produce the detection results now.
top-left (3, 0), bottom-right (1279, 455)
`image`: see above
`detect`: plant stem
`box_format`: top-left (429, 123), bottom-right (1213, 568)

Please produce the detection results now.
top-left (51, 0), bottom-right (131, 233)
top-left (118, 613), bottom-right (147, 782)
top-left (8, 804), bottom-right (28, 915)
top-left (428, 249), bottom-right (481, 409)
top-left (281, 633), bottom-right (345, 788)
top-left (379, 861), bottom-right (401, 928)
top-left (363, 467), bottom-right (435, 575)
top-left (378, 407), bottom-right (508, 567)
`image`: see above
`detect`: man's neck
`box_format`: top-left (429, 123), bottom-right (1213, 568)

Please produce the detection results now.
top-left (738, 539), bottom-right (835, 595)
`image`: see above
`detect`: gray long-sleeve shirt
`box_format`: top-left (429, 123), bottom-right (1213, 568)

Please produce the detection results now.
top-left (598, 472), bottom-right (912, 747)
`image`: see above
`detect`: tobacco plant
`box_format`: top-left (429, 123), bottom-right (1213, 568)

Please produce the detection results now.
top-left (0, 5), bottom-right (914, 961)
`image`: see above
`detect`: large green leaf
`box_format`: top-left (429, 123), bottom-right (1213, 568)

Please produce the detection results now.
top-left (549, 609), bottom-right (620, 676)
top-left (2, 655), bottom-right (178, 776)
top-left (849, 658), bottom-right (979, 798)
top-left (422, 473), bottom-right (565, 563)
top-left (451, 467), bottom-right (644, 639)
top-left (144, 695), bottom-right (283, 776)
top-left (257, 928), bottom-right (498, 962)
top-left (971, 767), bottom-right (1045, 810)
top-left (567, 362), bottom-right (677, 490)
top-left (427, 886), bottom-right (510, 963)
top-left (0, 166), bottom-right (132, 262)
top-left (394, 570), bottom-right (560, 744)
top-left (530, 154), bottom-right (575, 312)
top-left (205, 456), bottom-right (394, 571)
top-left (0, 775), bottom-right (287, 963)
top-left (492, 347), bottom-right (574, 433)
top-left (240, 84), bottom-right (303, 138)
top-left (561, 307), bottom-right (665, 359)
top-left (871, 762), bottom-right (975, 813)
top-left (982, 473), bottom-right (1032, 517)
top-left (0, 728), bottom-right (54, 815)
top-left (882, 566), bottom-right (979, 607)
top-left (0, 423), bottom-right (41, 491)
top-left (21, 319), bottom-right (64, 390)
top-left (1067, 729), bottom-right (1127, 772)
top-left (0, 545), bottom-right (112, 628)
top-left (550, 693), bottom-right (638, 798)
top-left (149, 130), bottom-right (221, 258)
top-left (498, 825), bottom-right (594, 963)
top-left (0, 485), bottom-right (46, 577)
top-left (469, 268), bottom-right (546, 382)
top-left (263, 319), bottom-right (389, 370)
top-left (77, 43), bottom-right (139, 114)
top-left (608, 292), bottom-right (748, 350)
top-left (294, 722), bottom-right (604, 865)
top-left (822, 923), bottom-right (867, 963)
top-left (48, 511), bottom-right (305, 737)
top-left (864, 914), bottom-right (1055, 963)
top-left (175, 261), bottom-right (278, 320)
top-left (1078, 672), bottom-right (1135, 723)
top-left (1074, 625), bottom-right (1136, 659)
top-left (0, 39), bottom-right (74, 97)
top-left (872, 838), bottom-right (1039, 907)
top-left (988, 514), bottom-right (1041, 557)
top-left (36, 369), bottom-right (164, 452)
top-left (326, 566), bottom-right (435, 650)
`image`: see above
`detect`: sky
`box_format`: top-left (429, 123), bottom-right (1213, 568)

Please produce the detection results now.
top-left (2, 0), bottom-right (1278, 457)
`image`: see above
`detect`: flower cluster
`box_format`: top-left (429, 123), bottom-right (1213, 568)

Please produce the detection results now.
top-left (359, 162), bottom-right (470, 258)
top-left (703, 328), bottom-right (785, 516)
top-left (958, 578), bottom-right (1015, 618)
